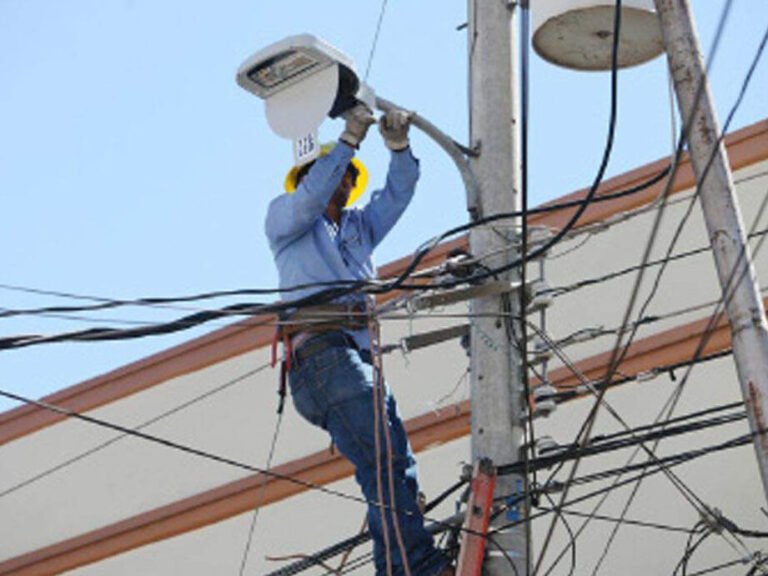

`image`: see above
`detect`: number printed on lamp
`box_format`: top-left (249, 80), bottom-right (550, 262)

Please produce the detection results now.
top-left (293, 131), bottom-right (320, 165)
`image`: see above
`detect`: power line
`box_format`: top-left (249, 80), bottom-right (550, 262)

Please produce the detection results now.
top-left (0, 362), bottom-right (271, 499)
top-left (532, 1), bottom-right (760, 569)
top-left (364, 0), bottom-right (389, 82)
top-left (0, 386), bottom-right (481, 553)
top-left (0, 387), bottom-right (380, 511)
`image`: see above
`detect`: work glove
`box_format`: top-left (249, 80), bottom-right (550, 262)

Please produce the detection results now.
top-left (379, 109), bottom-right (412, 151)
top-left (340, 103), bottom-right (376, 149)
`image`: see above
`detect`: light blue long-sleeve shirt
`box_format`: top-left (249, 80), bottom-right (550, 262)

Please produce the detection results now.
top-left (265, 140), bottom-right (420, 350)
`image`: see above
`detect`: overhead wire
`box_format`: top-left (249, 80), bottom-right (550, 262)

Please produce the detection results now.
top-left (519, 0), bottom-right (536, 569)
top-left (606, 8), bottom-right (768, 380)
top-left (4, 65), bottom-right (767, 345)
top-left (579, 66), bottom-right (768, 568)
top-left (0, 386), bottom-right (479, 572)
top-left (238, 393), bottom-right (287, 575)
top-left (546, 223), bottom-right (768, 300)
top-left (539, 491), bottom-right (577, 576)
top-left (363, 0), bottom-right (389, 82)
top-left (263, 421), bottom-right (760, 576)
top-left (531, 0), bottom-right (760, 569)
top-left (494, 429), bottom-right (759, 534)
top-left (1, 9), bottom-right (760, 576)
top-left (0, 361), bottom-right (271, 499)
top-left (539, 385), bottom-right (738, 576)
top-left (0, 387), bottom-right (395, 514)
top-left (546, 507), bottom-right (695, 535)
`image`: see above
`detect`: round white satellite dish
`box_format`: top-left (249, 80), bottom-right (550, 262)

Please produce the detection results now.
top-left (533, 0), bottom-right (664, 71)
top-left (265, 64), bottom-right (340, 139)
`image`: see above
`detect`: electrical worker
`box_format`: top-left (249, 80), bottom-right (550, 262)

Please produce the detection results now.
top-left (265, 103), bottom-right (453, 576)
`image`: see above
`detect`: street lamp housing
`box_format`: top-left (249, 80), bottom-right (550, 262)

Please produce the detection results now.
top-left (237, 34), bottom-right (359, 118)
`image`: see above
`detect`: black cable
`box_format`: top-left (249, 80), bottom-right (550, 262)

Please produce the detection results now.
top-left (550, 348), bottom-right (735, 404)
top-left (549, 508), bottom-right (694, 535)
top-left (363, 0), bottom-right (389, 82)
top-left (268, 428), bottom-right (759, 576)
top-left (266, 512), bottom-right (465, 576)
top-left (519, 3), bottom-right (536, 571)
top-left (0, 160), bottom-right (676, 326)
top-left (0, 387), bottom-right (407, 516)
top-left (607, 6), bottom-right (768, 387)
top-left (673, 525), bottom-right (711, 576)
top-left (528, 4), bottom-right (623, 569)
top-left (495, 430), bottom-right (756, 533)
top-left (547, 225), bottom-right (768, 299)
top-left (0, 283), bottom-right (368, 351)
top-left (238, 405), bottom-right (286, 576)
top-left (0, 362), bottom-right (272, 499)
top-left (0, 384), bottom-right (479, 576)
top-left (687, 557), bottom-right (751, 576)
top-left (538, 0), bottom-right (750, 523)
top-left (4, 16), bottom-right (763, 348)
top-left (497, 406), bottom-right (747, 477)
top-left (540, 491), bottom-right (576, 576)
top-left (592, 0), bottom-right (768, 439)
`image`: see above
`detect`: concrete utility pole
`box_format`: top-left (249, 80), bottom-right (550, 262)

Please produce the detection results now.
top-left (467, 0), bottom-right (528, 573)
top-left (655, 0), bottom-right (768, 500)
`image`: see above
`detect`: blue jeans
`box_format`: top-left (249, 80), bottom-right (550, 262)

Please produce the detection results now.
top-left (288, 332), bottom-right (447, 576)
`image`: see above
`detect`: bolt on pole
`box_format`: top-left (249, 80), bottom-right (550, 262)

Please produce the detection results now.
top-left (655, 0), bottom-right (768, 501)
top-left (467, 0), bottom-right (528, 573)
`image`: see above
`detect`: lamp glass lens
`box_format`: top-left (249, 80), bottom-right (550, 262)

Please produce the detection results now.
top-left (249, 51), bottom-right (321, 89)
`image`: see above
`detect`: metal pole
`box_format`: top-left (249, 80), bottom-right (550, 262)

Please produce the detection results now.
top-left (655, 0), bottom-right (768, 501)
top-left (467, 0), bottom-right (528, 573)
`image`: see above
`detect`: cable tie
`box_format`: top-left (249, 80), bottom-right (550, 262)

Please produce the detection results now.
top-left (569, 326), bottom-right (605, 344)
top-left (635, 370), bottom-right (658, 383)
top-left (574, 384), bottom-right (591, 395)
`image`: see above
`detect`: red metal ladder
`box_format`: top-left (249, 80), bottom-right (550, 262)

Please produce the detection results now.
top-left (456, 458), bottom-right (497, 576)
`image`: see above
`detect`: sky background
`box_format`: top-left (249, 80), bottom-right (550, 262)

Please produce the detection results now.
top-left (0, 0), bottom-right (766, 412)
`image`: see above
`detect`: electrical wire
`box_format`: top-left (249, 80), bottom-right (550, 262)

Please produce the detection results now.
top-left (540, 491), bottom-right (576, 576)
top-left (529, 316), bottom-right (757, 572)
top-left (548, 508), bottom-right (694, 535)
top-left (1, 7), bottom-right (760, 572)
top-left (519, 2), bottom-right (536, 570)
top-left (264, 425), bottom-right (760, 576)
top-left (495, 430), bottom-right (758, 533)
top-left (578, 136), bottom-right (768, 573)
top-left (238, 403), bottom-right (286, 576)
top-left (0, 387), bottom-right (407, 517)
top-left (532, 0), bottom-right (755, 569)
top-left (364, 0), bottom-right (389, 82)
top-left (0, 384), bottom-right (481, 576)
top-left (0, 362), bottom-right (271, 499)
top-left (546, 225), bottom-right (768, 300)
top-left (539, 382), bottom-right (723, 576)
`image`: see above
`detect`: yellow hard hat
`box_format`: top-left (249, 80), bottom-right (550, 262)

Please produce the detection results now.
top-left (283, 142), bottom-right (369, 207)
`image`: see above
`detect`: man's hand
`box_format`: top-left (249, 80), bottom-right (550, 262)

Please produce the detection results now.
top-left (379, 109), bottom-right (412, 151)
top-left (340, 104), bottom-right (376, 149)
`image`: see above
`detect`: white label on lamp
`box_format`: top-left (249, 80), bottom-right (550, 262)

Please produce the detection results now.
top-left (293, 131), bottom-right (320, 165)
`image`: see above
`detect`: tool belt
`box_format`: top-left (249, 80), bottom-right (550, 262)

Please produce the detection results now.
top-left (271, 302), bottom-right (371, 414)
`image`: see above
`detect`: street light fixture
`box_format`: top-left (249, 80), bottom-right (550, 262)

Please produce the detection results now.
top-left (236, 34), bottom-right (359, 111)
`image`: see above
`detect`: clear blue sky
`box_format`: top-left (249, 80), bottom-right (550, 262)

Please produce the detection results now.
top-left (0, 0), bottom-right (766, 412)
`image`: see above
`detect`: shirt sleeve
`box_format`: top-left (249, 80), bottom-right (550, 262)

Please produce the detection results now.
top-left (360, 147), bottom-right (420, 248)
top-left (265, 142), bottom-right (356, 255)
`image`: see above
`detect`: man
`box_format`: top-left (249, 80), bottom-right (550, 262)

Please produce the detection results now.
top-left (265, 104), bottom-right (452, 576)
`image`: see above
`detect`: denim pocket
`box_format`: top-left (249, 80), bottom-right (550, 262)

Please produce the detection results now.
top-left (288, 367), bottom-right (325, 428)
